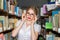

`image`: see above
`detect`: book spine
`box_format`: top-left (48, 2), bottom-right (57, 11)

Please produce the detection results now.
top-left (3, 0), bottom-right (7, 11)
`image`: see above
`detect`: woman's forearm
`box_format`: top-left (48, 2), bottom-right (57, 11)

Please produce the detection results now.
top-left (31, 25), bottom-right (37, 40)
top-left (12, 21), bottom-right (24, 37)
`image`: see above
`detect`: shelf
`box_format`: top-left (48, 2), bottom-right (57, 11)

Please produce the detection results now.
top-left (8, 13), bottom-right (21, 19)
top-left (0, 28), bottom-right (13, 34)
top-left (0, 9), bottom-right (21, 19)
top-left (44, 10), bottom-right (52, 16)
top-left (40, 16), bottom-right (49, 19)
top-left (42, 27), bottom-right (60, 37)
top-left (0, 9), bottom-right (8, 16)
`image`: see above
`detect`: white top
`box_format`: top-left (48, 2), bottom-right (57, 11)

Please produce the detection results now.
top-left (15, 20), bottom-right (41, 40)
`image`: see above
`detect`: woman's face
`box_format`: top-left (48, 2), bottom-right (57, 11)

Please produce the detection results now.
top-left (26, 9), bottom-right (36, 21)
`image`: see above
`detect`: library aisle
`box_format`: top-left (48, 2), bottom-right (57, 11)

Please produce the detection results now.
top-left (0, 0), bottom-right (60, 40)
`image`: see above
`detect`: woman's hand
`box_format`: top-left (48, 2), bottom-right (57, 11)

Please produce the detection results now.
top-left (31, 15), bottom-right (37, 26)
top-left (22, 13), bottom-right (26, 22)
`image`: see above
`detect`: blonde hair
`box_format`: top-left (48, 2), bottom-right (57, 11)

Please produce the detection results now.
top-left (26, 6), bottom-right (38, 15)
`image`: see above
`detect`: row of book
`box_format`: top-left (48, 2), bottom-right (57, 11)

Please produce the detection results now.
top-left (52, 11), bottom-right (60, 33)
top-left (40, 0), bottom-right (60, 16)
top-left (40, 4), bottom-right (57, 16)
top-left (42, 11), bottom-right (60, 33)
top-left (0, 0), bottom-right (23, 17)
top-left (46, 33), bottom-right (60, 40)
top-left (0, 16), bottom-right (18, 32)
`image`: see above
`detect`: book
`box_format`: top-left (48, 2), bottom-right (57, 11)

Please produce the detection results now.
top-left (45, 22), bottom-right (53, 29)
top-left (0, 0), bottom-right (2, 9)
top-left (8, 18), bottom-right (18, 29)
top-left (49, 16), bottom-right (52, 23)
top-left (3, 0), bottom-right (7, 11)
top-left (18, 8), bottom-right (22, 16)
top-left (0, 21), bottom-right (3, 32)
top-left (48, 2), bottom-right (55, 4)
top-left (46, 34), bottom-right (55, 40)
top-left (0, 16), bottom-right (5, 32)
top-left (52, 11), bottom-right (59, 16)
top-left (54, 37), bottom-right (60, 40)
top-left (15, 6), bottom-right (19, 16)
top-left (40, 7), bottom-right (44, 16)
top-left (5, 16), bottom-right (8, 30)
top-left (52, 11), bottom-right (59, 31)
top-left (46, 4), bottom-right (57, 11)
top-left (55, 0), bottom-right (60, 5)
top-left (52, 15), bottom-right (58, 31)
top-left (0, 0), bottom-right (3, 9)
top-left (8, 18), bottom-right (14, 29)
top-left (1, 0), bottom-right (3, 9)
top-left (9, 5), bottom-right (15, 15)
top-left (42, 4), bottom-right (47, 14)
top-left (7, 0), bottom-right (11, 12)
top-left (50, 0), bottom-right (55, 2)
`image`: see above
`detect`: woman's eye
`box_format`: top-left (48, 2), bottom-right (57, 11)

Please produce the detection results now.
top-left (31, 14), bottom-right (34, 15)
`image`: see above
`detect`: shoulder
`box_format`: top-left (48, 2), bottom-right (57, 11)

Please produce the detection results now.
top-left (34, 23), bottom-right (41, 33)
top-left (34, 23), bottom-right (41, 28)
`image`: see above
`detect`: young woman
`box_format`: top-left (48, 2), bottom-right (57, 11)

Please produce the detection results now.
top-left (12, 6), bottom-right (41, 40)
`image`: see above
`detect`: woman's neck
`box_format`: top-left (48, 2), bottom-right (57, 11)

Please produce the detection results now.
top-left (26, 21), bottom-right (31, 27)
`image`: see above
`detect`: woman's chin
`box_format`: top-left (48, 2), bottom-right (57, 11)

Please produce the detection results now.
top-left (27, 19), bottom-right (32, 21)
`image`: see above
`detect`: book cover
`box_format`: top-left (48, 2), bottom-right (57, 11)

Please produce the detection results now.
top-left (5, 16), bottom-right (8, 30)
top-left (52, 11), bottom-right (59, 16)
top-left (50, 0), bottom-right (55, 2)
top-left (49, 16), bottom-right (52, 23)
top-left (42, 4), bottom-right (47, 14)
top-left (18, 8), bottom-right (22, 16)
top-left (55, 0), bottom-right (60, 5)
top-left (48, 2), bottom-right (55, 4)
top-left (8, 0), bottom-right (11, 12)
top-left (45, 22), bottom-right (53, 29)
top-left (46, 4), bottom-right (57, 11)
top-left (3, 0), bottom-right (7, 11)
top-left (0, 16), bottom-right (5, 32)
top-left (1, 0), bottom-right (3, 9)
top-left (40, 7), bottom-right (44, 16)
top-left (52, 15), bottom-right (58, 32)
top-left (8, 18), bottom-right (14, 29)
top-left (0, 0), bottom-right (2, 9)
top-left (15, 6), bottom-right (19, 16)
top-left (9, 5), bottom-right (15, 15)
top-left (58, 12), bottom-right (60, 28)
top-left (46, 34), bottom-right (55, 40)
top-left (0, 21), bottom-right (3, 32)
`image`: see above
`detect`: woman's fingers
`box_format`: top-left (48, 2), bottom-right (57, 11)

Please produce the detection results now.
top-left (22, 13), bottom-right (26, 21)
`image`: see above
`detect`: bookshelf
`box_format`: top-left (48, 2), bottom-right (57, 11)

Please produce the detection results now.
top-left (42, 27), bottom-right (60, 37)
top-left (40, 3), bottom-right (60, 39)
top-left (40, 9), bottom-right (60, 34)
top-left (0, 9), bottom-right (21, 19)
top-left (0, 28), bottom-right (13, 34)
top-left (0, 0), bottom-right (22, 40)
top-left (0, 9), bottom-right (21, 34)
